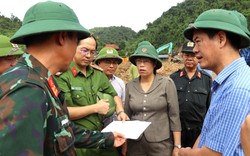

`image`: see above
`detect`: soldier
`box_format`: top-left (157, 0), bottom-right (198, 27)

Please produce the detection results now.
top-left (0, 35), bottom-right (23, 75)
top-left (170, 41), bottom-right (212, 148)
top-left (0, 1), bottom-right (125, 156)
top-left (55, 36), bottom-right (129, 156)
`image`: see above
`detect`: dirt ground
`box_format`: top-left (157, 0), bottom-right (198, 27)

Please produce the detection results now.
top-left (115, 58), bottom-right (184, 84)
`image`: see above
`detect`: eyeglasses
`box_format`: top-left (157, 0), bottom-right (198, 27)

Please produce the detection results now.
top-left (103, 60), bottom-right (119, 65)
top-left (135, 58), bottom-right (152, 64)
top-left (79, 47), bottom-right (96, 56)
top-left (4, 55), bottom-right (20, 61)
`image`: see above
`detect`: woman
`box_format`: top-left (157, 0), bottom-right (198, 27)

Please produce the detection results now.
top-left (125, 41), bottom-right (181, 156)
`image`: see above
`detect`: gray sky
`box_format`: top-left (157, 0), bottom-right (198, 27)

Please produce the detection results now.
top-left (0, 0), bottom-right (184, 32)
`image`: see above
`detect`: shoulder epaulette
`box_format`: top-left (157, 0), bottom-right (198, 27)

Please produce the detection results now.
top-left (91, 64), bottom-right (103, 72)
top-left (200, 70), bottom-right (212, 78)
top-left (172, 69), bottom-right (182, 75)
top-left (55, 72), bottom-right (63, 76)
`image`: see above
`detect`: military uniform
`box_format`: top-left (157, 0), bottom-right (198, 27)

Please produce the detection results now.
top-left (170, 68), bottom-right (212, 147)
top-left (55, 62), bottom-right (118, 156)
top-left (0, 54), bottom-right (114, 156)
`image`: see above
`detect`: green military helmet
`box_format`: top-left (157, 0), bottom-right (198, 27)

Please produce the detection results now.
top-left (182, 41), bottom-right (195, 53)
top-left (129, 41), bottom-right (162, 69)
top-left (11, 1), bottom-right (91, 44)
top-left (0, 35), bottom-right (23, 57)
top-left (95, 47), bottom-right (123, 64)
top-left (97, 91), bottom-right (116, 119)
top-left (184, 9), bottom-right (250, 48)
top-left (232, 10), bottom-right (250, 36)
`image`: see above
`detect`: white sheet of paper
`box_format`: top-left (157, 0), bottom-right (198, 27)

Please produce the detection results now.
top-left (101, 120), bottom-right (151, 139)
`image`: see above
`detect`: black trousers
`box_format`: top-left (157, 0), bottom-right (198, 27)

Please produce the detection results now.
top-left (181, 127), bottom-right (201, 148)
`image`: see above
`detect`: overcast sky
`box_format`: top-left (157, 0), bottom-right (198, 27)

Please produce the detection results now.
top-left (0, 0), bottom-right (184, 32)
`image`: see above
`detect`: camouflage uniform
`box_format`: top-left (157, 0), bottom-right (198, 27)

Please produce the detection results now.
top-left (0, 53), bottom-right (114, 156)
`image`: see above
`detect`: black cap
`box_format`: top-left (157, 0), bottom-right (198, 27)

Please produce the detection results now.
top-left (182, 41), bottom-right (195, 53)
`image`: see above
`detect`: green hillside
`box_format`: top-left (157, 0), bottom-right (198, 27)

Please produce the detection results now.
top-left (90, 26), bottom-right (137, 56)
top-left (124, 0), bottom-right (250, 56)
top-left (1, 0), bottom-right (250, 57)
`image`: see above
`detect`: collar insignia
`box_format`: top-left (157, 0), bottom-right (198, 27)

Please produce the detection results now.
top-left (71, 67), bottom-right (78, 77)
top-left (197, 71), bottom-right (201, 78)
top-left (180, 71), bottom-right (184, 77)
top-left (48, 76), bottom-right (59, 98)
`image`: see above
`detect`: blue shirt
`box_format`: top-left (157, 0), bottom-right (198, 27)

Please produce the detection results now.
top-left (240, 47), bottom-right (250, 66)
top-left (198, 58), bottom-right (250, 156)
top-left (110, 75), bottom-right (125, 106)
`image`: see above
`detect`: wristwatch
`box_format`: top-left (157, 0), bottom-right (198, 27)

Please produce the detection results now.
top-left (174, 145), bottom-right (182, 149)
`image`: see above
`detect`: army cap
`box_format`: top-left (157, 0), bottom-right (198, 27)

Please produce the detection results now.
top-left (0, 35), bottom-right (23, 57)
top-left (232, 10), bottom-right (250, 36)
top-left (184, 9), bottom-right (250, 48)
top-left (11, 1), bottom-right (91, 44)
top-left (182, 41), bottom-right (195, 53)
top-left (129, 41), bottom-right (162, 69)
top-left (95, 47), bottom-right (123, 64)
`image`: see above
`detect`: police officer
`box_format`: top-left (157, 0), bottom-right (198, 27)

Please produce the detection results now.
top-left (95, 47), bottom-right (126, 156)
top-left (170, 41), bottom-right (212, 148)
top-left (0, 1), bottom-right (125, 156)
top-left (55, 36), bottom-right (129, 156)
top-left (0, 35), bottom-right (23, 75)
top-left (95, 47), bottom-right (125, 126)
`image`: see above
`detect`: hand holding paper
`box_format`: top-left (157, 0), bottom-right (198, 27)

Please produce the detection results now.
top-left (102, 120), bottom-right (151, 139)
top-left (112, 132), bottom-right (126, 147)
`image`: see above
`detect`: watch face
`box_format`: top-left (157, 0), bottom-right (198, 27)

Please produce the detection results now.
top-left (175, 145), bottom-right (182, 149)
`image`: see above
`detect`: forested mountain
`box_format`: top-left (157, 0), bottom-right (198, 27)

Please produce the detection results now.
top-left (90, 26), bottom-right (137, 56)
top-left (124, 0), bottom-right (250, 56)
top-left (1, 0), bottom-right (250, 57)
top-left (0, 14), bottom-right (21, 37)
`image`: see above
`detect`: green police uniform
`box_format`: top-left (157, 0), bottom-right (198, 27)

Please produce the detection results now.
top-left (55, 62), bottom-right (119, 156)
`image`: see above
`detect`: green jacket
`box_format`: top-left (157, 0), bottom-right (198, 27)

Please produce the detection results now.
top-left (55, 62), bottom-right (117, 131)
top-left (0, 53), bottom-right (114, 156)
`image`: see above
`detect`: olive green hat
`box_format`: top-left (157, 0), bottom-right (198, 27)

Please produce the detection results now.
top-left (182, 41), bottom-right (195, 53)
top-left (97, 91), bottom-right (116, 119)
top-left (0, 35), bottom-right (23, 57)
top-left (10, 1), bottom-right (90, 44)
top-left (232, 10), bottom-right (250, 36)
top-left (95, 47), bottom-right (123, 64)
top-left (184, 9), bottom-right (250, 48)
top-left (129, 41), bottom-right (162, 69)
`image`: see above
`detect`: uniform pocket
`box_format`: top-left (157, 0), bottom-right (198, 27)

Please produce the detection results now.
top-left (191, 87), bottom-right (208, 108)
